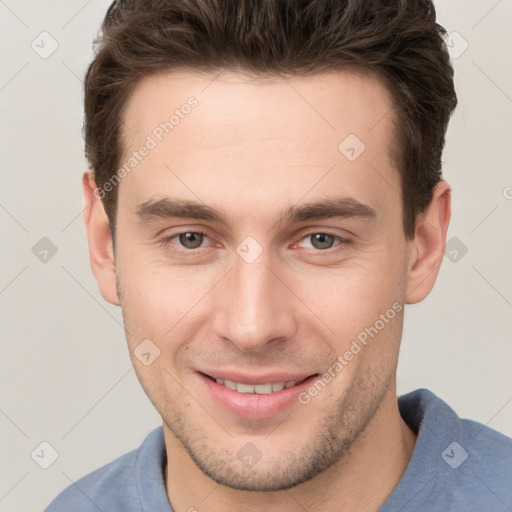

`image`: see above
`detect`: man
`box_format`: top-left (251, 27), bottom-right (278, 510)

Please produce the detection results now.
top-left (44, 0), bottom-right (512, 510)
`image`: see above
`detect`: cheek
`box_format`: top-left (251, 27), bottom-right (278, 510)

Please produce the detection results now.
top-left (289, 253), bottom-right (405, 334)
top-left (118, 259), bottom-right (220, 344)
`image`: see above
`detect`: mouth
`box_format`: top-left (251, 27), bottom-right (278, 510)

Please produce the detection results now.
top-left (202, 374), bottom-right (310, 395)
top-left (198, 371), bottom-right (319, 419)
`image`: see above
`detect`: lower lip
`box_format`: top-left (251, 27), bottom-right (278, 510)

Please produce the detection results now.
top-left (198, 373), bottom-right (318, 419)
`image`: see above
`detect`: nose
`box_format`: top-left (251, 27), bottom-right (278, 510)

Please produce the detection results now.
top-left (211, 249), bottom-right (297, 352)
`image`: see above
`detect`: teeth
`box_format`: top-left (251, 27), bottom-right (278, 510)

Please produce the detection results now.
top-left (255, 384), bottom-right (272, 394)
top-left (272, 382), bottom-right (285, 392)
top-left (224, 379), bottom-right (237, 391)
top-left (215, 378), bottom-right (298, 394)
top-left (237, 383), bottom-right (256, 394)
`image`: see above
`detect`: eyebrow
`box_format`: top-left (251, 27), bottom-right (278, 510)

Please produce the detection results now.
top-left (135, 196), bottom-right (377, 227)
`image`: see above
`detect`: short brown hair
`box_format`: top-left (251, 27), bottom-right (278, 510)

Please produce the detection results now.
top-left (84, 0), bottom-right (457, 239)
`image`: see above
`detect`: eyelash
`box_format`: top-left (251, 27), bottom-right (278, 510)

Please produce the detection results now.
top-left (158, 230), bottom-right (351, 255)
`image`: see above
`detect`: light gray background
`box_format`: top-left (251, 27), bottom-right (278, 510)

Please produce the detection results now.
top-left (0, 1), bottom-right (511, 511)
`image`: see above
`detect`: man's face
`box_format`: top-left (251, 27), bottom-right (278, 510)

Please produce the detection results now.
top-left (113, 70), bottom-right (413, 490)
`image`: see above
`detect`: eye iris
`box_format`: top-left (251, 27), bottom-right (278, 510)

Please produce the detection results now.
top-left (311, 233), bottom-right (335, 250)
top-left (179, 232), bottom-right (204, 249)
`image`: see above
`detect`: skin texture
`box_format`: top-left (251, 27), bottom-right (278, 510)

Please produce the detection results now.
top-left (83, 69), bottom-right (451, 512)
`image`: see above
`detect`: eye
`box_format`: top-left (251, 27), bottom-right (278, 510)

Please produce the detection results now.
top-left (161, 231), bottom-right (211, 251)
top-left (297, 233), bottom-right (348, 251)
top-left (159, 230), bottom-right (350, 256)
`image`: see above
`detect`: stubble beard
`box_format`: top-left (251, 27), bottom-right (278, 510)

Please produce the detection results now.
top-left (159, 366), bottom-right (390, 492)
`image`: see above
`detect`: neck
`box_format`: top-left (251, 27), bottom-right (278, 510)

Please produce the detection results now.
top-left (164, 390), bottom-right (416, 512)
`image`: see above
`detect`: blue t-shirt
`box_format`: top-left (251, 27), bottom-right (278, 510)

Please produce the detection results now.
top-left (44, 388), bottom-right (512, 511)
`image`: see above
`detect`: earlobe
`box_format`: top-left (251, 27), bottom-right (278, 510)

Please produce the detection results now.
top-left (82, 171), bottom-right (120, 306)
top-left (405, 181), bottom-right (451, 304)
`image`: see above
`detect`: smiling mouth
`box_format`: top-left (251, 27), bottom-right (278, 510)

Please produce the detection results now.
top-left (201, 373), bottom-right (314, 395)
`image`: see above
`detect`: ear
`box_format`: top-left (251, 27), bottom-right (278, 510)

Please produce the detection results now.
top-left (82, 171), bottom-right (120, 306)
top-left (405, 181), bottom-right (451, 304)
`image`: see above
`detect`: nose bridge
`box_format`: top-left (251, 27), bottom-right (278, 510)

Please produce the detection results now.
top-left (212, 248), bottom-right (296, 351)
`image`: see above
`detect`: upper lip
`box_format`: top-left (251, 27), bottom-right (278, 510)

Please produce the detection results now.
top-left (198, 370), bottom-right (317, 384)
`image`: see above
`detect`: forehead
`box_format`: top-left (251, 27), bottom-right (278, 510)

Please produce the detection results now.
top-left (121, 68), bottom-right (396, 147)
top-left (117, 68), bottom-right (399, 219)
